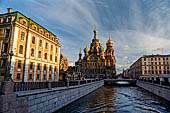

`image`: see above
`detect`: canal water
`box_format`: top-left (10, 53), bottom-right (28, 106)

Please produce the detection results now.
top-left (57, 86), bottom-right (170, 113)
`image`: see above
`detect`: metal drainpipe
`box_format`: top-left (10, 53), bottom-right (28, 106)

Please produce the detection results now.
top-left (22, 19), bottom-right (30, 82)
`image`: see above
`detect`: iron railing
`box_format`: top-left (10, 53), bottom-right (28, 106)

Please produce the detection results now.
top-left (13, 79), bottom-right (100, 92)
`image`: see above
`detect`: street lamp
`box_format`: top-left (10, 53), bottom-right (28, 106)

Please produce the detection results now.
top-left (5, 50), bottom-right (14, 81)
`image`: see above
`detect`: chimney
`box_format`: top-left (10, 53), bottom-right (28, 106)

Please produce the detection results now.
top-left (7, 8), bottom-right (13, 13)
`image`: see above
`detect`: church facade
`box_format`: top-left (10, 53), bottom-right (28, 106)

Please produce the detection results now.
top-left (75, 27), bottom-right (116, 78)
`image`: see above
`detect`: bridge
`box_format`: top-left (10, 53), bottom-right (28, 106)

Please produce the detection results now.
top-left (104, 79), bottom-right (136, 86)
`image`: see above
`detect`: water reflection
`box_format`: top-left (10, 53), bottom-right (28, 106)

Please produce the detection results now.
top-left (57, 86), bottom-right (170, 113)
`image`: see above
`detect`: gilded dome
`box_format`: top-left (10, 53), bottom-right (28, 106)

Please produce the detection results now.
top-left (106, 33), bottom-right (113, 46)
top-left (84, 43), bottom-right (89, 53)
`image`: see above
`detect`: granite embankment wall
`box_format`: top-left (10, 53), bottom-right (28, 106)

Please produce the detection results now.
top-left (136, 81), bottom-right (170, 101)
top-left (0, 80), bottom-right (104, 113)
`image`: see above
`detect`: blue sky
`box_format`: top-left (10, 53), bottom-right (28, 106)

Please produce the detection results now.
top-left (1, 0), bottom-right (170, 73)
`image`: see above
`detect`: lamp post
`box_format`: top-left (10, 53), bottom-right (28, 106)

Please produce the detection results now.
top-left (5, 50), bottom-right (13, 81)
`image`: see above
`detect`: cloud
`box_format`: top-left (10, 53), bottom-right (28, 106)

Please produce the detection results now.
top-left (1, 0), bottom-right (170, 73)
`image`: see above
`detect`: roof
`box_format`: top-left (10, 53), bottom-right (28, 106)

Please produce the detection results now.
top-left (0, 11), bottom-right (59, 43)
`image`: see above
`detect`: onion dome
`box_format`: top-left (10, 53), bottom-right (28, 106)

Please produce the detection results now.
top-left (106, 33), bottom-right (113, 46)
top-left (79, 48), bottom-right (82, 55)
top-left (84, 43), bottom-right (89, 53)
top-left (100, 44), bottom-right (104, 52)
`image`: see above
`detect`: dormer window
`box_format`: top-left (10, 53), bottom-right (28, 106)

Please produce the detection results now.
top-left (33, 26), bottom-right (37, 31)
top-left (8, 17), bottom-right (11, 22)
top-left (31, 24), bottom-right (37, 31)
top-left (19, 18), bottom-right (27, 26)
top-left (39, 29), bottom-right (43, 34)
top-left (45, 32), bottom-right (49, 38)
top-left (23, 21), bottom-right (26, 26)
top-left (0, 18), bottom-right (4, 23)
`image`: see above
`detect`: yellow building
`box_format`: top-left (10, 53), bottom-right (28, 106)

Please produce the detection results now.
top-left (75, 26), bottom-right (116, 78)
top-left (0, 8), bottom-right (61, 82)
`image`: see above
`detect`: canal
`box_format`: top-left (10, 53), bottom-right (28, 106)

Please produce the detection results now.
top-left (57, 86), bottom-right (170, 113)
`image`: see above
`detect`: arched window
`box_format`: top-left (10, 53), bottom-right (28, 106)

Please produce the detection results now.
top-left (31, 48), bottom-right (34, 57)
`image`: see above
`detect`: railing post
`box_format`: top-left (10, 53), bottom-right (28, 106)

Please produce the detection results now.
top-left (67, 80), bottom-right (69, 87)
top-left (2, 81), bottom-right (14, 94)
top-left (78, 80), bottom-right (80, 86)
top-left (48, 81), bottom-right (52, 90)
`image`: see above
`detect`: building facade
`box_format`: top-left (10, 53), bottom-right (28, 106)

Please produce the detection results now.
top-left (0, 8), bottom-right (61, 82)
top-left (129, 55), bottom-right (170, 79)
top-left (75, 27), bottom-right (116, 78)
top-left (59, 54), bottom-right (68, 81)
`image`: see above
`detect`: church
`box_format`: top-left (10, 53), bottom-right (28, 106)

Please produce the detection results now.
top-left (75, 26), bottom-right (116, 78)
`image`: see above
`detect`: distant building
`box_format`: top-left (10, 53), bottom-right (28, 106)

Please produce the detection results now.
top-left (75, 26), bottom-right (116, 78)
top-left (129, 54), bottom-right (170, 79)
top-left (123, 68), bottom-right (131, 78)
top-left (59, 54), bottom-right (68, 81)
top-left (0, 8), bottom-right (61, 82)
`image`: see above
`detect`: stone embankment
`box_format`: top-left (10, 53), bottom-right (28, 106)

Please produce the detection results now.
top-left (0, 80), bottom-right (104, 113)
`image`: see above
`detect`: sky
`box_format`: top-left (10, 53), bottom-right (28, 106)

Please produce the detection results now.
top-left (1, 0), bottom-right (170, 73)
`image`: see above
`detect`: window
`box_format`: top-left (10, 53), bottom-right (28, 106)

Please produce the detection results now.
top-left (29, 74), bottom-right (32, 80)
top-left (50, 54), bottom-right (53, 61)
top-left (144, 58), bottom-right (146, 61)
top-left (30, 62), bottom-right (33, 70)
top-left (19, 45), bottom-right (23, 54)
top-left (3, 43), bottom-right (8, 52)
top-left (38, 51), bottom-right (41, 58)
top-left (17, 73), bottom-right (20, 80)
top-left (23, 21), bottom-right (26, 25)
top-left (45, 42), bottom-right (48, 49)
top-left (49, 65), bottom-right (52, 71)
top-left (56, 47), bottom-right (58, 53)
top-left (18, 60), bottom-right (21, 69)
top-left (159, 62), bottom-right (161, 65)
top-left (8, 17), bottom-right (11, 22)
top-left (159, 71), bottom-right (162, 74)
top-left (167, 58), bottom-right (168, 60)
top-left (20, 31), bottom-right (25, 40)
top-left (37, 74), bottom-right (40, 80)
top-left (155, 62), bottom-right (157, 65)
top-left (155, 58), bottom-right (157, 60)
top-left (163, 58), bottom-right (165, 60)
top-left (5, 29), bottom-right (10, 38)
top-left (159, 66), bottom-right (161, 69)
top-left (49, 74), bottom-right (51, 79)
top-left (159, 58), bottom-right (161, 60)
top-left (151, 58), bottom-right (153, 61)
top-left (31, 48), bottom-right (34, 57)
top-left (51, 45), bottom-right (53, 51)
top-left (55, 56), bottom-right (57, 62)
top-left (39, 39), bottom-right (42, 47)
top-left (167, 67), bottom-right (169, 69)
top-left (44, 64), bottom-right (46, 71)
top-left (32, 36), bottom-right (35, 44)
top-left (37, 63), bottom-right (40, 70)
top-left (44, 53), bottom-right (47, 60)
top-left (43, 74), bottom-right (46, 80)
top-left (54, 66), bottom-right (56, 72)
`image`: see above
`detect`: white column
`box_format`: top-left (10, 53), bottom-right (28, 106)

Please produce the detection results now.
top-left (41, 62), bottom-right (44, 81)
top-left (47, 63), bottom-right (49, 81)
top-left (34, 62), bottom-right (37, 81)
